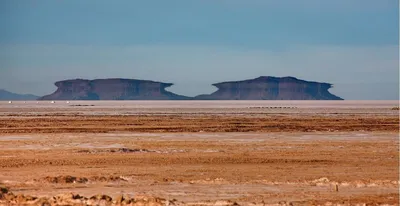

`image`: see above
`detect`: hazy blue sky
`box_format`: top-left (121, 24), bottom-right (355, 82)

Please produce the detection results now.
top-left (0, 0), bottom-right (398, 99)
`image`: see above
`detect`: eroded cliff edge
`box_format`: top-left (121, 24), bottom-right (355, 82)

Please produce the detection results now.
top-left (39, 78), bottom-right (190, 100)
top-left (195, 76), bottom-right (343, 100)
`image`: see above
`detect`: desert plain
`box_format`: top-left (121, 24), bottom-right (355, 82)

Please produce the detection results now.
top-left (0, 100), bottom-right (399, 206)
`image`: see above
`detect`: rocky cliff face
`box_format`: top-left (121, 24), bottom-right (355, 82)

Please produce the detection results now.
top-left (195, 76), bottom-right (343, 100)
top-left (39, 79), bottom-right (190, 100)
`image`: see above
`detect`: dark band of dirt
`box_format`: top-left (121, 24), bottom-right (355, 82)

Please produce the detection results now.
top-left (1, 115), bottom-right (398, 133)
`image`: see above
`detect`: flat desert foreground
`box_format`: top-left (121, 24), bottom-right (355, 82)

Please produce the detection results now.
top-left (0, 101), bottom-right (399, 206)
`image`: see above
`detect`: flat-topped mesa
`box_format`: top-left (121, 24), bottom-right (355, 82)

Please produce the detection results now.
top-left (39, 78), bottom-right (190, 100)
top-left (195, 76), bottom-right (343, 100)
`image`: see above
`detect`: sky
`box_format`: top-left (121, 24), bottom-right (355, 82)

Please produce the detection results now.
top-left (0, 0), bottom-right (398, 99)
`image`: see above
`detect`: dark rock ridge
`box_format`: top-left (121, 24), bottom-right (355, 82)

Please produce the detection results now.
top-left (38, 76), bottom-right (343, 100)
top-left (0, 89), bottom-right (39, 100)
top-left (195, 76), bottom-right (343, 100)
top-left (39, 78), bottom-right (190, 100)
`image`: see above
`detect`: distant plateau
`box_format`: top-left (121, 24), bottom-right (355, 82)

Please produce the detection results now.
top-left (2, 76), bottom-right (343, 101)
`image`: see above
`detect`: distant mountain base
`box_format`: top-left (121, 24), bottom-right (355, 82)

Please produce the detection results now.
top-left (0, 89), bottom-right (39, 100)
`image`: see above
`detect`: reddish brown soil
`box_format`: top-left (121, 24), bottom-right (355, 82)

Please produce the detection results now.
top-left (0, 106), bottom-right (398, 205)
top-left (0, 115), bottom-right (398, 133)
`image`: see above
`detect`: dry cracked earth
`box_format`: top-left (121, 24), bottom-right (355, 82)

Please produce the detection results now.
top-left (0, 101), bottom-right (399, 206)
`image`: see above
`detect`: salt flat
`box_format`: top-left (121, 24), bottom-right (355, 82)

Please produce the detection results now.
top-left (1, 100), bottom-right (398, 108)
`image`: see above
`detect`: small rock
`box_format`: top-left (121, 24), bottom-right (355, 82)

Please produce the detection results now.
top-left (0, 187), bottom-right (8, 194)
top-left (34, 197), bottom-right (51, 206)
top-left (214, 200), bottom-right (239, 206)
top-left (24, 195), bottom-right (37, 201)
top-left (16, 194), bottom-right (26, 203)
top-left (115, 195), bottom-right (124, 203)
top-left (95, 194), bottom-right (112, 202)
top-left (123, 198), bottom-right (132, 204)
top-left (3, 193), bottom-right (16, 201)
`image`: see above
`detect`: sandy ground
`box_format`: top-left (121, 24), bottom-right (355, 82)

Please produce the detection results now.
top-left (0, 101), bottom-right (398, 205)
